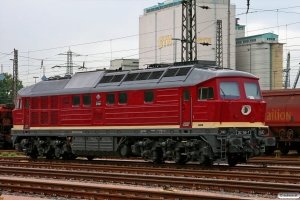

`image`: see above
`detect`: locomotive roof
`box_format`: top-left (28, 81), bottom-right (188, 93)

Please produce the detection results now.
top-left (18, 64), bottom-right (258, 97)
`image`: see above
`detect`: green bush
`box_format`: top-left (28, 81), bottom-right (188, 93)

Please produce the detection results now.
top-left (9, 153), bottom-right (17, 157)
top-left (0, 152), bottom-right (9, 156)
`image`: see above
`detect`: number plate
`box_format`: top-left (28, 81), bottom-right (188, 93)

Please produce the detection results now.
top-left (237, 130), bottom-right (251, 135)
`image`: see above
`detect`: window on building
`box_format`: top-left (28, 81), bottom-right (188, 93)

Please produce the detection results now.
top-left (119, 93), bottom-right (127, 104)
top-left (106, 94), bottom-right (115, 104)
top-left (184, 89), bottom-right (190, 101)
top-left (198, 87), bottom-right (214, 100)
top-left (144, 91), bottom-right (154, 103)
top-left (72, 96), bottom-right (80, 106)
top-left (83, 95), bottom-right (91, 106)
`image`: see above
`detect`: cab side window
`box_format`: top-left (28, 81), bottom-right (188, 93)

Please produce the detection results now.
top-left (198, 87), bottom-right (214, 100)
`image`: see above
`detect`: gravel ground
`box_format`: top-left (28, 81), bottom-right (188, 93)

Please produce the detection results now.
top-left (0, 176), bottom-right (279, 200)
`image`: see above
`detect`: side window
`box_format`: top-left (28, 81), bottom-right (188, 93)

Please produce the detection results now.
top-left (25, 99), bottom-right (29, 108)
top-left (83, 95), bottom-right (91, 106)
top-left (72, 96), bottom-right (80, 106)
top-left (183, 89), bottom-right (190, 101)
top-left (198, 87), bottom-right (214, 100)
top-left (62, 97), bottom-right (70, 106)
top-left (17, 99), bottom-right (22, 109)
top-left (119, 93), bottom-right (127, 104)
top-left (208, 87), bottom-right (214, 99)
top-left (144, 91), bottom-right (154, 103)
top-left (106, 94), bottom-right (115, 104)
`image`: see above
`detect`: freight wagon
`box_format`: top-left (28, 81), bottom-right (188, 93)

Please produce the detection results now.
top-left (263, 89), bottom-right (300, 155)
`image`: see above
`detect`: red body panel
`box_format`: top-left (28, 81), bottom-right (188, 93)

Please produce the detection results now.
top-left (13, 77), bottom-right (266, 128)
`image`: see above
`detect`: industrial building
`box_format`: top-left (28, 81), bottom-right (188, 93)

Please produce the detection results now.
top-left (110, 59), bottom-right (139, 71)
top-left (139, 0), bottom-right (236, 69)
top-left (235, 25), bottom-right (283, 90)
top-left (139, 0), bottom-right (284, 90)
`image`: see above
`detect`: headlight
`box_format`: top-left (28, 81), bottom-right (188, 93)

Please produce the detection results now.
top-left (259, 128), bottom-right (269, 136)
top-left (241, 105), bottom-right (251, 115)
top-left (218, 129), bottom-right (228, 135)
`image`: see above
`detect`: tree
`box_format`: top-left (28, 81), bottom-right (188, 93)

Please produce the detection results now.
top-left (0, 73), bottom-right (23, 104)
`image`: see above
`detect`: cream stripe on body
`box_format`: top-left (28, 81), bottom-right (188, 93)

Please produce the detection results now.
top-left (13, 122), bottom-right (267, 131)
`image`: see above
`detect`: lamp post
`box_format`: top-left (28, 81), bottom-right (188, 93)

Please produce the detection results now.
top-left (33, 76), bottom-right (38, 83)
top-left (10, 59), bottom-right (15, 104)
top-left (172, 38), bottom-right (181, 63)
top-left (273, 70), bottom-right (277, 89)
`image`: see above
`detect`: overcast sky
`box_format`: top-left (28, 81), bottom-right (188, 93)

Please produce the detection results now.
top-left (0, 0), bottom-right (299, 87)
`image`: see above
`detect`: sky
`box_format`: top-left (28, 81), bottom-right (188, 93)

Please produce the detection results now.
top-left (0, 0), bottom-right (299, 87)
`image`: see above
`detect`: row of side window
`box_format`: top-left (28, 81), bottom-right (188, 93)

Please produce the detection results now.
top-left (107, 91), bottom-right (154, 105)
top-left (25, 87), bottom-right (214, 108)
top-left (72, 95), bottom-right (91, 106)
top-left (71, 91), bottom-right (155, 106)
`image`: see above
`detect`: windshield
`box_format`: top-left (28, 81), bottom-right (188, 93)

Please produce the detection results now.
top-left (220, 82), bottom-right (240, 99)
top-left (244, 82), bottom-right (261, 99)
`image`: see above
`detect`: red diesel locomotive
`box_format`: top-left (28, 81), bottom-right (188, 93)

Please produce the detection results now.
top-left (12, 62), bottom-right (275, 166)
top-left (262, 89), bottom-right (300, 155)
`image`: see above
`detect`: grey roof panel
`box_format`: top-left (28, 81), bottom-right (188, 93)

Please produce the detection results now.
top-left (31, 79), bottom-right (69, 93)
top-left (64, 70), bottom-right (105, 89)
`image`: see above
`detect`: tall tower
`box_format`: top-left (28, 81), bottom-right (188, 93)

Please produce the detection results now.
top-left (58, 49), bottom-right (82, 75)
top-left (181, 0), bottom-right (197, 62)
top-left (282, 52), bottom-right (290, 89)
top-left (216, 20), bottom-right (223, 68)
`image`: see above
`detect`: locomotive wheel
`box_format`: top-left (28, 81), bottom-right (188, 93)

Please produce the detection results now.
top-left (175, 157), bottom-right (187, 165)
top-left (200, 158), bottom-right (213, 166)
top-left (264, 146), bottom-right (276, 155)
top-left (29, 153), bottom-right (38, 159)
top-left (280, 147), bottom-right (289, 155)
top-left (228, 155), bottom-right (238, 167)
top-left (87, 156), bottom-right (95, 161)
top-left (46, 154), bottom-right (53, 159)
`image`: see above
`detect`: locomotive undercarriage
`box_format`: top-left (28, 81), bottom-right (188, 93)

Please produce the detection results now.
top-left (13, 127), bottom-right (275, 167)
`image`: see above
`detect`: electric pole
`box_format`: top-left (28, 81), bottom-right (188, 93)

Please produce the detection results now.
top-left (58, 49), bottom-right (83, 75)
top-left (227, 0), bottom-right (231, 68)
top-left (181, 0), bottom-right (197, 62)
top-left (11, 49), bottom-right (18, 105)
top-left (216, 20), bottom-right (223, 68)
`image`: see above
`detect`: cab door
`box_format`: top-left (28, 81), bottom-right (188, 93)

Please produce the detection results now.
top-left (23, 98), bottom-right (30, 129)
top-left (181, 89), bottom-right (192, 128)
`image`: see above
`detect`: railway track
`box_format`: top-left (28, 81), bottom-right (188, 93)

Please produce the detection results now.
top-left (0, 177), bottom-right (243, 200)
top-left (0, 160), bottom-right (299, 195)
top-left (0, 158), bottom-right (300, 174)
